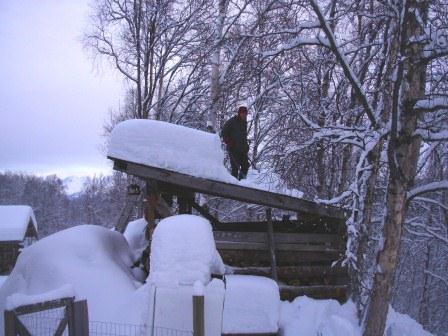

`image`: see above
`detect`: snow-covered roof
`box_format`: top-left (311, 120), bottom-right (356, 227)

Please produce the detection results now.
top-left (108, 120), bottom-right (304, 198)
top-left (0, 206), bottom-right (38, 242)
top-left (108, 119), bottom-right (232, 183)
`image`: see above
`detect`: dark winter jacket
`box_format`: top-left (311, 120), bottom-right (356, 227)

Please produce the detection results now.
top-left (221, 115), bottom-right (248, 153)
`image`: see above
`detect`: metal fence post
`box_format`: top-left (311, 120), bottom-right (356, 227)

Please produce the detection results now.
top-left (192, 281), bottom-right (204, 336)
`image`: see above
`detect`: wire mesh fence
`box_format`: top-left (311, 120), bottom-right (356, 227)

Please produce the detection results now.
top-left (9, 307), bottom-right (193, 336)
top-left (89, 322), bottom-right (192, 336)
top-left (13, 307), bottom-right (69, 336)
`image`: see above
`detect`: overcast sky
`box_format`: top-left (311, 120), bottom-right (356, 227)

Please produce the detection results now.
top-left (0, 0), bottom-right (124, 178)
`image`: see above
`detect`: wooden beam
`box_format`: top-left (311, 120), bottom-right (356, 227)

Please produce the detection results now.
top-left (280, 284), bottom-right (348, 302)
top-left (213, 231), bottom-right (344, 246)
top-left (231, 265), bottom-right (347, 278)
top-left (191, 201), bottom-right (220, 226)
top-left (109, 157), bottom-right (347, 219)
top-left (266, 208), bottom-right (278, 282)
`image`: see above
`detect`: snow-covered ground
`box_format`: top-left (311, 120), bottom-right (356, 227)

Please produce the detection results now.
top-left (0, 215), bottom-right (433, 336)
top-left (108, 120), bottom-right (303, 198)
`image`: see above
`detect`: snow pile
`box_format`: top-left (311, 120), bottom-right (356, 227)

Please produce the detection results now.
top-left (124, 218), bottom-right (149, 258)
top-left (6, 284), bottom-right (75, 310)
top-left (222, 275), bottom-right (280, 334)
top-left (108, 119), bottom-right (232, 183)
top-left (0, 225), bottom-right (151, 329)
top-left (148, 215), bottom-right (225, 286)
top-left (240, 169), bottom-right (304, 198)
top-left (0, 205), bottom-right (37, 241)
top-left (279, 296), bottom-right (433, 336)
top-left (0, 276), bottom-right (8, 289)
top-left (154, 279), bottom-right (225, 336)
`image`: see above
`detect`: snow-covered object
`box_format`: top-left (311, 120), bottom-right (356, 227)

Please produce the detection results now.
top-left (108, 119), bottom-right (232, 183)
top-left (279, 296), bottom-right (433, 336)
top-left (222, 275), bottom-right (280, 334)
top-left (148, 215), bottom-right (225, 286)
top-left (0, 276), bottom-right (8, 289)
top-left (154, 279), bottom-right (225, 336)
top-left (0, 205), bottom-right (37, 241)
top-left (108, 120), bottom-right (304, 197)
top-left (0, 225), bottom-right (149, 330)
top-left (6, 284), bottom-right (75, 310)
top-left (386, 307), bottom-right (433, 336)
top-left (123, 218), bottom-right (148, 257)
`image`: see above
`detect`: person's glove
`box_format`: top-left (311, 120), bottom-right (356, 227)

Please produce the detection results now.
top-left (223, 137), bottom-right (234, 148)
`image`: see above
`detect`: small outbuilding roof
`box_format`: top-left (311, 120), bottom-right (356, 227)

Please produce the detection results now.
top-left (0, 205), bottom-right (38, 242)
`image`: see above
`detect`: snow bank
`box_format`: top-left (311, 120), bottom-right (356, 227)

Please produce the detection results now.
top-left (0, 205), bottom-right (37, 241)
top-left (148, 215), bottom-right (225, 286)
top-left (222, 275), bottom-right (280, 334)
top-left (279, 296), bottom-right (433, 336)
top-left (0, 225), bottom-right (149, 330)
top-left (108, 119), bottom-right (232, 183)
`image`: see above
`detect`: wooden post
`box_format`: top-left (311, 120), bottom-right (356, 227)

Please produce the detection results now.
top-left (145, 181), bottom-right (158, 240)
top-left (4, 310), bottom-right (16, 336)
top-left (266, 208), bottom-right (278, 282)
top-left (71, 300), bottom-right (89, 336)
top-left (192, 282), bottom-right (205, 336)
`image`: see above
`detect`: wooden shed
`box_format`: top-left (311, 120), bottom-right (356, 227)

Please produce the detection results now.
top-left (0, 205), bottom-right (38, 274)
top-left (108, 120), bottom-right (349, 302)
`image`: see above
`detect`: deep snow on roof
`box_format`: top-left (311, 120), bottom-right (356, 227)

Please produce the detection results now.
top-left (0, 205), bottom-right (37, 241)
top-left (108, 119), bottom-right (304, 198)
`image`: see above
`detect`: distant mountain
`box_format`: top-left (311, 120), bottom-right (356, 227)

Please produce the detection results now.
top-left (63, 176), bottom-right (88, 195)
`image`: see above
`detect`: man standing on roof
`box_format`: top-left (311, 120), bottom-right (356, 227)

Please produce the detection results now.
top-left (221, 105), bottom-right (250, 180)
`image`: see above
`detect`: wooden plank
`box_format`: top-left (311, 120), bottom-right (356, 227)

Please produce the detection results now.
top-left (54, 316), bottom-right (68, 336)
top-left (280, 284), bottom-right (348, 302)
top-left (109, 157), bottom-right (347, 219)
top-left (219, 250), bottom-right (343, 264)
top-left (14, 297), bottom-right (74, 315)
top-left (231, 265), bottom-right (347, 278)
top-left (14, 317), bottom-right (31, 336)
top-left (191, 201), bottom-right (220, 227)
top-left (115, 193), bottom-right (141, 233)
top-left (216, 241), bottom-right (342, 252)
top-left (213, 231), bottom-right (343, 246)
top-left (214, 220), bottom-right (344, 234)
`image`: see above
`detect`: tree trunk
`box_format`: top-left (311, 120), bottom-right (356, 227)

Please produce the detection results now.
top-left (208, 0), bottom-right (228, 132)
top-left (363, 1), bottom-right (428, 334)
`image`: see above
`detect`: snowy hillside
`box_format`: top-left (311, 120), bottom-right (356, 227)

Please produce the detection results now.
top-left (63, 176), bottom-right (89, 195)
top-left (0, 216), bottom-right (433, 335)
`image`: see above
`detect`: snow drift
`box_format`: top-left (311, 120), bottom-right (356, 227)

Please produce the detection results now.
top-left (148, 215), bottom-right (225, 286)
top-left (0, 225), bottom-right (151, 330)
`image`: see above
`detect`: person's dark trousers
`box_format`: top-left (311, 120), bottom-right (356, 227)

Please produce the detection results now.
top-left (228, 149), bottom-right (249, 180)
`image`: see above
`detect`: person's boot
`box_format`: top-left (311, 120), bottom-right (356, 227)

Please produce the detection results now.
top-left (238, 171), bottom-right (247, 180)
